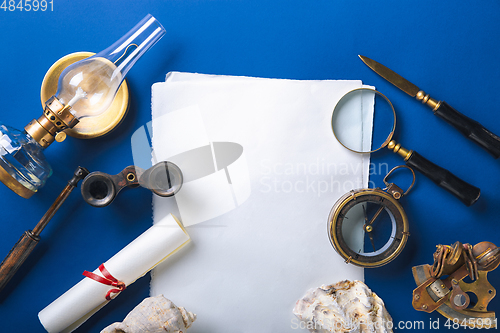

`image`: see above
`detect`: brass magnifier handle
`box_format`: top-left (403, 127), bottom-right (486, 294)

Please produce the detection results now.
top-left (388, 140), bottom-right (480, 206)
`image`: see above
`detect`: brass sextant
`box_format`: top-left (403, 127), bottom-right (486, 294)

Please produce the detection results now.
top-left (413, 241), bottom-right (500, 328)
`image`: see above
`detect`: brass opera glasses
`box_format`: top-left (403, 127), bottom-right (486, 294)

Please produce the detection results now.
top-left (81, 161), bottom-right (183, 208)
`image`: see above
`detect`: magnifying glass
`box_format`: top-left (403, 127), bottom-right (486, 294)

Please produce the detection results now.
top-left (331, 88), bottom-right (480, 206)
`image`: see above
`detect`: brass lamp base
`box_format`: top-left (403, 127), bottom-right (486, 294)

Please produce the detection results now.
top-left (40, 52), bottom-right (130, 139)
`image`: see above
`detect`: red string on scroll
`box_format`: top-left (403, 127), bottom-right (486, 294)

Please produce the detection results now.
top-left (82, 264), bottom-right (126, 300)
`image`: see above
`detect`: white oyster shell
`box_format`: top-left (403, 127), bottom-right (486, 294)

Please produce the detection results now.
top-left (101, 295), bottom-right (196, 333)
top-left (293, 280), bottom-right (393, 333)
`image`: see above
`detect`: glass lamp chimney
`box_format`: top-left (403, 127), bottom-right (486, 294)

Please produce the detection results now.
top-left (55, 14), bottom-right (165, 120)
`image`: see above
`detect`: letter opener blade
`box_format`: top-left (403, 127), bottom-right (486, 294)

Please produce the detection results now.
top-left (359, 55), bottom-right (500, 158)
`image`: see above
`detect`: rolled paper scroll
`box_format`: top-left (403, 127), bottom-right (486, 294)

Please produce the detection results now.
top-left (38, 214), bottom-right (190, 333)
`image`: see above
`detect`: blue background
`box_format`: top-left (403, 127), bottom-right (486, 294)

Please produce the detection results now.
top-left (1, 0), bottom-right (500, 332)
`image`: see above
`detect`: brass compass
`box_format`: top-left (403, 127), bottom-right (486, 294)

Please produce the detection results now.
top-left (328, 165), bottom-right (415, 267)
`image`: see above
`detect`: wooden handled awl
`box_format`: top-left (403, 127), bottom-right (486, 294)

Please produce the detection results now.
top-left (0, 166), bottom-right (89, 293)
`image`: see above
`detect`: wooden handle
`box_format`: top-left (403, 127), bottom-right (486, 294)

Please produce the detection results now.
top-left (0, 231), bottom-right (40, 293)
top-left (405, 151), bottom-right (481, 206)
top-left (434, 102), bottom-right (500, 158)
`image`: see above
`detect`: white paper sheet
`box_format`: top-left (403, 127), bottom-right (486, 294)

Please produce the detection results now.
top-left (147, 73), bottom-right (373, 332)
top-left (38, 214), bottom-right (190, 333)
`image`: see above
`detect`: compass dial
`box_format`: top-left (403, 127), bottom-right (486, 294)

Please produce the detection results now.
top-left (328, 189), bottom-right (409, 267)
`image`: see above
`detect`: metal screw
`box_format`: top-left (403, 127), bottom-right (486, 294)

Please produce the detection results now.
top-left (414, 294), bottom-right (420, 300)
top-left (55, 131), bottom-right (67, 143)
top-left (422, 304), bottom-right (428, 310)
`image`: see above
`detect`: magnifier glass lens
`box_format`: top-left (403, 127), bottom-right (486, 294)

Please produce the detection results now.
top-left (332, 89), bottom-right (395, 153)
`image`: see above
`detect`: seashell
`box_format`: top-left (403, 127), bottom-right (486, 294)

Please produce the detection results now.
top-left (293, 280), bottom-right (393, 333)
top-left (101, 295), bottom-right (196, 333)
